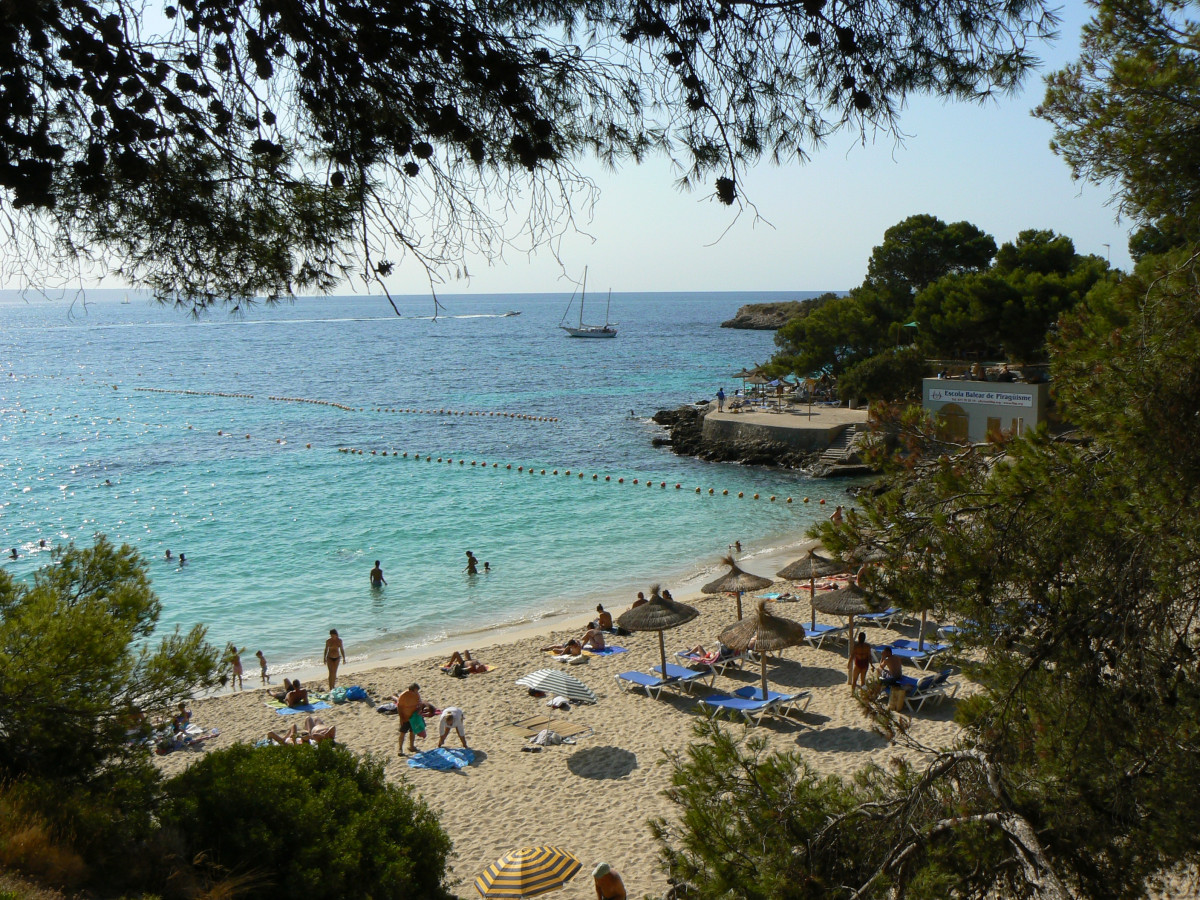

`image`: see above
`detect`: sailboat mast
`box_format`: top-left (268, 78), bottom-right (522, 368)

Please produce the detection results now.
top-left (579, 266), bottom-right (588, 328)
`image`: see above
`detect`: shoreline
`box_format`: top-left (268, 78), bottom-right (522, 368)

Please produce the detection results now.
top-left (211, 528), bottom-right (828, 696)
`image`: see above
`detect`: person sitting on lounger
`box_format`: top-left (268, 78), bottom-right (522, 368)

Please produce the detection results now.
top-left (849, 632), bottom-right (873, 692)
top-left (879, 647), bottom-right (903, 683)
top-left (581, 625), bottom-right (606, 651)
top-left (285, 680), bottom-right (309, 707)
top-left (445, 650), bottom-right (487, 674)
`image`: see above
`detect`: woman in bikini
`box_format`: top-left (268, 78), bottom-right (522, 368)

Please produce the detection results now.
top-left (849, 631), bottom-right (873, 692)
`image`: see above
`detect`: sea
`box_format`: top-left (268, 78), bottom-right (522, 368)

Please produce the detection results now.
top-left (0, 291), bottom-right (850, 675)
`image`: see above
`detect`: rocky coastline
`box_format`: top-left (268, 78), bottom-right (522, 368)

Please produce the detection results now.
top-left (651, 404), bottom-right (874, 477)
top-left (719, 301), bottom-right (806, 330)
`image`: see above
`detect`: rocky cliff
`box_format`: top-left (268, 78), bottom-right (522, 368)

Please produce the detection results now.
top-left (720, 302), bottom-right (804, 330)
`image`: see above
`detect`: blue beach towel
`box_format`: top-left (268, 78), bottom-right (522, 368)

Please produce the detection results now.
top-left (274, 701), bottom-right (332, 715)
top-left (583, 645), bottom-right (628, 657)
top-left (406, 748), bottom-right (475, 770)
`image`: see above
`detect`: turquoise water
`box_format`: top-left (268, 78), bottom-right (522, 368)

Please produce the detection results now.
top-left (0, 292), bottom-right (847, 672)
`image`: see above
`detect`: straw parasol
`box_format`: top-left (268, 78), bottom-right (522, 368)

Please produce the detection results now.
top-left (777, 550), bottom-right (848, 628)
top-left (474, 846), bottom-right (582, 898)
top-left (812, 581), bottom-right (879, 658)
top-left (719, 600), bottom-right (807, 700)
top-left (702, 554), bottom-right (773, 620)
top-left (616, 584), bottom-right (700, 679)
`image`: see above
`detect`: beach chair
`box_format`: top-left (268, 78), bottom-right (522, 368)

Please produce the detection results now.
top-left (891, 638), bottom-right (950, 669)
top-left (805, 623), bottom-right (849, 649)
top-left (674, 647), bottom-right (745, 676)
top-left (695, 692), bottom-right (778, 726)
top-left (614, 671), bottom-right (677, 700)
top-left (650, 663), bottom-right (714, 692)
top-left (907, 668), bottom-right (958, 711)
top-left (857, 607), bottom-right (902, 628)
top-left (730, 686), bottom-right (811, 720)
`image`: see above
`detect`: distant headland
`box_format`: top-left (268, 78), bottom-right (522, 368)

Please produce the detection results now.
top-left (720, 297), bottom-right (834, 330)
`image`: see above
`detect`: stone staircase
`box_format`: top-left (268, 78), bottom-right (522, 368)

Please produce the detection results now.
top-left (818, 424), bottom-right (863, 464)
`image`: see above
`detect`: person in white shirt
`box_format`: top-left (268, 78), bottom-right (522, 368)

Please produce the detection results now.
top-left (438, 707), bottom-right (467, 748)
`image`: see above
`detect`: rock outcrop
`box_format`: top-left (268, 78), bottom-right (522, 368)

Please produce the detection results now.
top-left (652, 405), bottom-right (820, 468)
top-left (719, 302), bottom-right (805, 330)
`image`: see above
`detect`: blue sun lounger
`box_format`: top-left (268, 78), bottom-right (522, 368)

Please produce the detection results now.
top-left (615, 671), bottom-right (676, 700)
top-left (695, 692), bottom-right (778, 725)
top-left (891, 638), bottom-right (950, 669)
top-left (857, 607), bottom-right (903, 628)
top-left (729, 686), bottom-right (811, 719)
top-left (651, 663), bottom-right (714, 691)
top-left (883, 668), bottom-right (956, 711)
top-left (805, 623), bottom-right (850, 649)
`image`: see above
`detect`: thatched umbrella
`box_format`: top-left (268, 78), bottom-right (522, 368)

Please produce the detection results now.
top-left (719, 600), bottom-right (807, 701)
top-left (616, 584), bottom-right (699, 680)
top-left (812, 582), bottom-right (879, 658)
top-left (702, 555), bottom-right (773, 620)
top-left (777, 550), bottom-right (848, 629)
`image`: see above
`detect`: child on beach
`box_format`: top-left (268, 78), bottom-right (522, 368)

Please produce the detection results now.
top-left (226, 644), bottom-right (245, 690)
top-left (255, 650), bottom-right (269, 684)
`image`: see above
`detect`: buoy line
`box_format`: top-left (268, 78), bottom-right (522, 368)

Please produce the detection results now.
top-left (332, 448), bottom-right (819, 504)
top-left (132, 387), bottom-right (557, 421)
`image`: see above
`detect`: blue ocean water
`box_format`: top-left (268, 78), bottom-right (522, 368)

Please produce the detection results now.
top-left (1, 291), bottom-right (847, 672)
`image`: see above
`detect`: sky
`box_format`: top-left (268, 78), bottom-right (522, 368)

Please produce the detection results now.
top-left (5, 3), bottom-right (1133, 298)
top-left (378, 2), bottom-right (1131, 296)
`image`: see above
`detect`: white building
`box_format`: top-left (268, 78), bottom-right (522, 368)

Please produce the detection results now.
top-left (922, 378), bottom-right (1049, 443)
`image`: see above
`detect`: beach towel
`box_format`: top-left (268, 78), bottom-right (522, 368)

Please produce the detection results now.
top-left (583, 645), bottom-right (628, 657)
top-left (530, 729), bottom-right (575, 746)
top-left (273, 701), bottom-right (332, 715)
top-left (376, 701), bottom-right (398, 714)
top-left (406, 748), bottom-right (475, 770)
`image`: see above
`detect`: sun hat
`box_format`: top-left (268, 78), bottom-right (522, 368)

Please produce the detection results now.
top-left (592, 863), bottom-right (610, 878)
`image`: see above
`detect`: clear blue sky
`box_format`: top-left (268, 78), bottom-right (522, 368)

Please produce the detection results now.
top-left (379, 3), bottom-right (1131, 295)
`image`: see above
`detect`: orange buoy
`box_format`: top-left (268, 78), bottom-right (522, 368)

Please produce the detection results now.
top-left (675, 484), bottom-right (681, 489)
top-left (708, 488), bottom-right (714, 494)
top-left (722, 489), bottom-right (728, 495)
top-left (769, 495), bottom-right (776, 502)
top-left (579, 473), bottom-right (584, 479)
top-left (803, 497), bottom-right (809, 502)
top-left (565, 470), bottom-right (570, 476)
top-left (819, 498), bottom-right (826, 504)
top-left (632, 479), bottom-right (638, 484)
top-left (618, 478), bottom-right (624, 484)
top-left (604, 475), bottom-right (610, 481)
top-left (592, 474), bottom-right (597, 480)
top-left (695, 487), bottom-right (701, 493)
top-left (660, 481), bottom-right (666, 488)
top-left (753, 493), bottom-right (760, 499)
top-left (306, 443), bottom-right (311, 448)
top-left (738, 492), bottom-right (744, 498)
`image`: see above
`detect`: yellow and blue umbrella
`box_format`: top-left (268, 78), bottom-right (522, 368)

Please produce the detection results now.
top-left (474, 846), bottom-right (582, 898)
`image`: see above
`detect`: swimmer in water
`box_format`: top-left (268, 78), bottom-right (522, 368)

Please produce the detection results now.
top-left (178, 553), bottom-right (187, 566)
top-left (165, 549), bottom-right (173, 560)
top-left (370, 560), bottom-right (387, 587)
top-left (483, 561), bottom-right (490, 573)
top-left (38, 539), bottom-right (47, 549)
top-left (464, 550), bottom-right (478, 575)
top-left (8, 548), bottom-right (17, 560)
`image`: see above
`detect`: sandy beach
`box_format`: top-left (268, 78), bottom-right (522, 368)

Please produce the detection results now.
top-left (156, 538), bottom-right (967, 899)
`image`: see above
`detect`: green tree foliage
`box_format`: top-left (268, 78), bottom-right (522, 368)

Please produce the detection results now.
top-left (663, 248), bottom-right (1200, 899)
top-left (837, 345), bottom-right (928, 404)
top-left (864, 213), bottom-right (998, 299)
top-left (1037, 0), bottom-right (1200, 241)
top-left (163, 742), bottom-right (454, 900)
top-left (0, 0), bottom-right (1056, 305)
top-left (0, 537), bottom-right (221, 783)
top-left (912, 230), bottom-right (1108, 361)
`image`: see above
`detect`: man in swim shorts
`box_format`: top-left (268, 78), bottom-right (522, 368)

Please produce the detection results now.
top-left (437, 707), bottom-right (467, 748)
top-left (396, 683), bottom-right (423, 755)
top-left (324, 629), bottom-right (346, 690)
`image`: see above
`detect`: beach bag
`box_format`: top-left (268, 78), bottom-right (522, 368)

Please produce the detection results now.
top-left (344, 685), bottom-right (368, 701)
top-left (376, 702), bottom-right (398, 714)
top-left (409, 713), bottom-right (427, 738)
top-left (330, 687), bottom-right (348, 704)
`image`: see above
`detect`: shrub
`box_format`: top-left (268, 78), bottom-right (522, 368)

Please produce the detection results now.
top-left (162, 743), bottom-right (454, 900)
top-left (838, 346), bottom-right (929, 405)
top-left (0, 784), bottom-right (87, 889)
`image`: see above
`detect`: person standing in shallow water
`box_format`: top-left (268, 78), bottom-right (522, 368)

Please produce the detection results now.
top-left (464, 550), bottom-right (478, 575)
top-left (324, 629), bottom-right (346, 690)
top-left (370, 560), bottom-right (387, 587)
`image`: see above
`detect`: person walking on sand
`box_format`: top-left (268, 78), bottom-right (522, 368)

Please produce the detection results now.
top-left (592, 863), bottom-right (627, 900)
top-left (226, 644), bottom-right (245, 690)
top-left (370, 560), bottom-right (387, 587)
top-left (716, 387), bottom-right (725, 412)
top-left (849, 631), bottom-right (873, 692)
top-left (464, 550), bottom-right (478, 575)
top-left (255, 649), bottom-right (270, 685)
top-left (324, 629), bottom-right (346, 690)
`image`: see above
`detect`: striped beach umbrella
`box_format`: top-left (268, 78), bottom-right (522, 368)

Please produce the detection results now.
top-left (474, 845), bottom-right (582, 898)
top-left (514, 669), bottom-right (598, 704)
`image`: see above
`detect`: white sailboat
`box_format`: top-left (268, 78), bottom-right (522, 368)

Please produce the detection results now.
top-left (559, 267), bottom-right (617, 338)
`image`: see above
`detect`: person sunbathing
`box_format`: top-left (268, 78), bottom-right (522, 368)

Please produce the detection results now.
top-left (581, 625), bottom-right (606, 651)
top-left (285, 680), bottom-right (310, 707)
top-left (445, 650), bottom-right (488, 674)
top-left (685, 643), bottom-right (735, 664)
top-left (542, 639), bottom-right (583, 656)
top-left (266, 720), bottom-right (333, 745)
